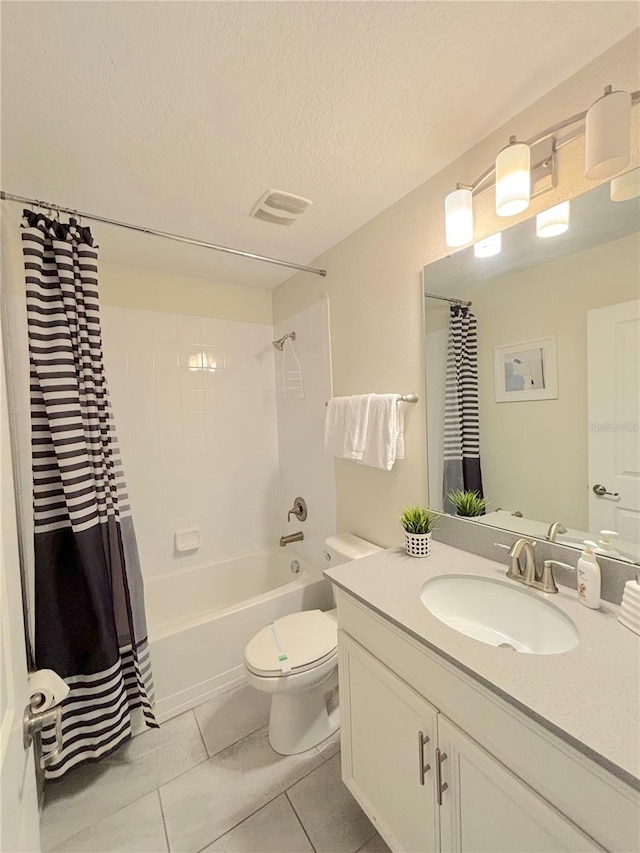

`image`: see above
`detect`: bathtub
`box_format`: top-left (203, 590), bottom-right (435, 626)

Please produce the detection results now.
top-left (144, 549), bottom-right (334, 722)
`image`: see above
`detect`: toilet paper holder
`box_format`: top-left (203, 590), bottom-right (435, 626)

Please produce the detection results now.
top-left (23, 704), bottom-right (64, 769)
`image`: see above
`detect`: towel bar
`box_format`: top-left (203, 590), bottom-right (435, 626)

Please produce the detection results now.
top-left (325, 393), bottom-right (418, 406)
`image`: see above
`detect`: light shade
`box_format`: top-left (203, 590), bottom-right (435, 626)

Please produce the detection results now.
top-left (474, 232), bottom-right (502, 258)
top-left (585, 88), bottom-right (631, 180)
top-left (536, 201), bottom-right (570, 238)
top-left (610, 167), bottom-right (640, 202)
top-left (445, 187), bottom-right (473, 247)
top-left (496, 138), bottom-right (531, 217)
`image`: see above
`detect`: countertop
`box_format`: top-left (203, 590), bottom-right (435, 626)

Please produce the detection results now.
top-left (324, 541), bottom-right (640, 791)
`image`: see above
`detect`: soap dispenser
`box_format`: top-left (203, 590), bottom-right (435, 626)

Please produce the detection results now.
top-left (619, 573), bottom-right (640, 636)
top-left (597, 529), bottom-right (622, 558)
top-left (577, 541), bottom-right (601, 610)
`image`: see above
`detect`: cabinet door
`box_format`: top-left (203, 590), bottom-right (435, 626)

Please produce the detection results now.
top-left (339, 631), bottom-right (440, 853)
top-left (438, 717), bottom-right (603, 853)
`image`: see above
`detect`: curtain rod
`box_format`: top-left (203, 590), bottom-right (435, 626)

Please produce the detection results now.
top-left (0, 190), bottom-right (327, 278)
top-left (424, 292), bottom-right (472, 307)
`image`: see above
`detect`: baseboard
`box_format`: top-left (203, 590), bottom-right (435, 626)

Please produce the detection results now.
top-left (153, 665), bottom-right (247, 724)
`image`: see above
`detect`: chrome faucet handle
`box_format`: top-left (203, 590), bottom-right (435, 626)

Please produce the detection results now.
top-left (541, 560), bottom-right (575, 594)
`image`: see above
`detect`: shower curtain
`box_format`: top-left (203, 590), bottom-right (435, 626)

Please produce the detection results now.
top-left (21, 210), bottom-right (157, 779)
top-left (443, 304), bottom-right (484, 513)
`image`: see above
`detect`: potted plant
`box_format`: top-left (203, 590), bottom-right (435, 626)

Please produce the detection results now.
top-left (400, 506), bottom-right (438, 557)
top-left (447, 489), bottom-right (488, 518)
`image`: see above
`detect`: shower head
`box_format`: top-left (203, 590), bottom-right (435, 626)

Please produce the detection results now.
top-left (272, 331), bottom-right (296, 350)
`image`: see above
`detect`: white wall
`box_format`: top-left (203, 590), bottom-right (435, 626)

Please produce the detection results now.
top-left (101, 306), bottom-right (281, 578)
top-left (272, 33), bottom-right (640, 548)
top-left (274, 297), bottom-right (336, 563)
top-left (0, 202), bottom-right (34, 647)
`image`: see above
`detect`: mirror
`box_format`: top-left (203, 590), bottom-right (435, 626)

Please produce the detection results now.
top-left (423, 181), bottom-right (640, 565)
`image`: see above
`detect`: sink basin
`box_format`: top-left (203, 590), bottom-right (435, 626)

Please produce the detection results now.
top-left (420, 575), bottom-right (579, 654)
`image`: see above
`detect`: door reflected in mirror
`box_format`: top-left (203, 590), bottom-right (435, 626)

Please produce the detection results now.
top-left (423, 181), bottom-right (640, 565)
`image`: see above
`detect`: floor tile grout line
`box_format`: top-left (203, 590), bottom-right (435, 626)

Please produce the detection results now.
top-left (44, 708), bottom-right (338, 851)
top-left (192, 707), bottom-right (210, 756)
top-left (43, 731), bottom-right (215, 848)
top-left (206, 720), bottom-right (271, 760)
top-left (285, 789), bottom-right (318, 853)
top-left (156, 787), bottom-right (172, 853)
top-left (190, 749), bottom-right (332, 853)
top-left (43, 785), bottom-right (166, 851)
top-left (353, 826), bottom-right (380, 853)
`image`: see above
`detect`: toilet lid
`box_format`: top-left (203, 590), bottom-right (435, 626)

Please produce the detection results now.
top-left (244, 609), bottom-right (337, 677)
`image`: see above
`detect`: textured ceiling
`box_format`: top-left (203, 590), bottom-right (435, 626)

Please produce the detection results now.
top-left (1, 2), bottom-right (637, 290)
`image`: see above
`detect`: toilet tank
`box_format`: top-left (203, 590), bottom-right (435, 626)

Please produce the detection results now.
top-left (323, 533), bottom-right (382, 566)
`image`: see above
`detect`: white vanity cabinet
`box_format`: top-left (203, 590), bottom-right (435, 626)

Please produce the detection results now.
top-left (336, 590), bottom-right (638, 853)
top-left (437, 717), bottom-right (601, 853)
top-left (340, 632), bottom-right (440, 852)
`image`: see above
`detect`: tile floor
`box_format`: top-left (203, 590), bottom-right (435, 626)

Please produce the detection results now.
top-left (41, 684), bottom-right (391, 853)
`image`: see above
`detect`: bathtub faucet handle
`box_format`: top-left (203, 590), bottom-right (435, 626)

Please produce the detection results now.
top-left (287, 497), bottom-right (308, 523)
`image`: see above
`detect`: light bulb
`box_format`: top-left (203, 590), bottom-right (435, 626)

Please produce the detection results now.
top-left (611, 167), bottom-right (640, 202)
top-left (585, 87), bottom-right (631, 180)
top-left (496, 137), bottom-right (531, 217)
top-left (536, 201), bottom-right (570, 238)
top-left (445, 187), bottom-right (473, 247)
top-left (474, 233), bottom-right (502, 258)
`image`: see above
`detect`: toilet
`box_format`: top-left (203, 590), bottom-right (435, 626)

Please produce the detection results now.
top-left (244, 533), bottom-right (381, 755)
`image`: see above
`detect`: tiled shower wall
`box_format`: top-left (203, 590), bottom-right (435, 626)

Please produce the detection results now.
top-left (101, 308), bottom-right (281, 579)
top-left (275, 298), bottom-right (336, 565)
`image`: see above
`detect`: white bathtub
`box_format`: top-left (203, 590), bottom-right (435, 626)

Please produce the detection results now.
top-left (144, 549), bottom-right (334, 722)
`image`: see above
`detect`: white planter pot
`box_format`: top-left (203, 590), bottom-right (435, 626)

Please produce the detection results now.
top-left (404, 531), bottom-right (432, 558)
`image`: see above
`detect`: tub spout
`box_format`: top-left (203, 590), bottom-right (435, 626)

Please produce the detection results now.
top-left (280, 532), bottom-right (304, 547)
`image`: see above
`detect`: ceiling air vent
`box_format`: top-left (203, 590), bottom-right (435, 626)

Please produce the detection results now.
top-left (250, 190), bottom-right (312, 225)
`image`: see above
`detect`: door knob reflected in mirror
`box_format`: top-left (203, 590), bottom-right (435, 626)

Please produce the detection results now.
top-left (592, 484), bottom-right (620, 498)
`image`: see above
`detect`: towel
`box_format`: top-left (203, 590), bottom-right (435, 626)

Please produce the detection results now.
top-left (395, 401), bottom-right (406, 460)
top-left (324, 395), bottom-right (373, 460)
top-left (360, 394), bottom-right (402, 470)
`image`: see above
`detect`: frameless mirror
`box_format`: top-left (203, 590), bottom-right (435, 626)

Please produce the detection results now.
top-left (423, 181), bottom-right (640, 565)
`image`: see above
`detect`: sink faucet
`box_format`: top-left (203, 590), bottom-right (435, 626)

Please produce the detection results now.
top-left (507, 538), bottom-right (537, 585)
top-left (546, 521), bottom-right (567, 542)
top-left (505, 538), bottom-right (575, 594)
top-left (280, 531), bottom-right (304, 547)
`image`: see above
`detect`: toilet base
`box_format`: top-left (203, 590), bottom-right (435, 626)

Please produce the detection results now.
top-left (268, 670), bottom-right (339, 755)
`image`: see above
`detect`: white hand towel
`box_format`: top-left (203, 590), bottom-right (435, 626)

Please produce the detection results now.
top-left (360, 394), bottom-right (402, 470)
top-left (395, 401), bottom-right (405, 460)
top-left (324, 395), bottom-right (373, 460)
top-left (342, 394), bottom-right (373, 460)
top-left (324, 397), bottom-right (348, 456)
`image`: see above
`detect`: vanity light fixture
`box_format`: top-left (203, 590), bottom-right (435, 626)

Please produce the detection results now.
top-left (444, 84), bottom-right (639, 249)
top-left (585, 86), bottom-right (631, 180)
top-left (495, 137), bottom-right (531, 217)
top-left (474, 232), bottom-right (502, 257)
top-left (445, 185), bottom-right (474, 247)
top-left (610, 166), bottom-right (640, 202)
top-left (536, 201), bottom-right (570, 238)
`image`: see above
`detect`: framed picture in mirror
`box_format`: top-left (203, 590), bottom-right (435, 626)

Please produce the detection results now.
top-left (493, 335), bottom-right (558, 402)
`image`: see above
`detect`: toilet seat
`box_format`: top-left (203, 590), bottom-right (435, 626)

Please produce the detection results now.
top-left (244, 609), bottom-right (337, 678)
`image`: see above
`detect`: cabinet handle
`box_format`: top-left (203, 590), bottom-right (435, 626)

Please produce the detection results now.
top-left (418, 731), bottom-right (431, 785)
top-left (435, 748), bottom-right (448, 805)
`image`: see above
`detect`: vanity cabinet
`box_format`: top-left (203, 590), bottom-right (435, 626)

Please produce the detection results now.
top-left (340, 632), bottom-right (440, 852)
top-left (336, 590), bottom-right (638, 853)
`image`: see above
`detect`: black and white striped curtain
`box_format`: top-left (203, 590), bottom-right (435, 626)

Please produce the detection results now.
top-left (21, 210), bottom-right (157, 779)
top-left (443, 305), bottom-right (484, 512)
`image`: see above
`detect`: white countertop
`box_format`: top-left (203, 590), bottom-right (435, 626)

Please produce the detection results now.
top-left (324, 541), bottom-right (640, 791)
